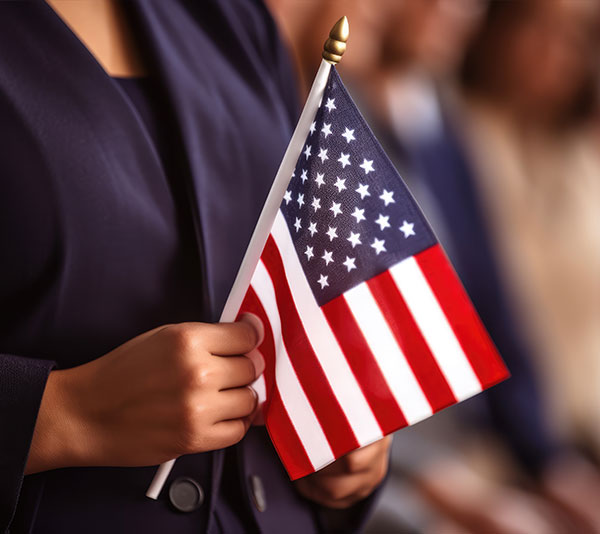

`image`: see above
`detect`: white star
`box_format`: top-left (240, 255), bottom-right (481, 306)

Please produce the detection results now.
top-left (311, 196), bottom-right (321, 212)
top-left (308, 221), bottom-right (318, 237)
top-left (371, 238), bottom-right (386, 255)
top-left (325, 98), bottom-right (336, 112)
top-left (317, 274), bottom-right (329, 289)
top-left (347, 232), bottom-right (362, 248)
top-left (309, 121), bottom-right (316, 135)
top-left (294, 217), bottom-right (302, 232)
top-left (338, 153), bottom-right (351, 168)
top-left (341, 127), bottom-right (355, 143)
top-left (300, 169), bottom-right (308, 183)
top-left (334, 177), bottom-right (347, 193)
top-left (321, 250), bottom-right (334, 265)
top-left (297, 193), bottom-right (305, 208)
top-left (359, 159), bottom-right (375, 175)
top-left (375, 214), bottom-right (391, 231)
top-left (283, 190), bottom-right (292, 205)
top-left (379, 189), bottom-right (395, 206)
top-left (355, 183), bottom-right (370, 200)
top-left (325, 226), bottom-right (338, 241)
top-left (343, 256), bottom-right (357, 272)
top-left (321, 123), bottom-right (332, 137)
top-left (330, 201), bottom-right (343, 217)
top-left (303, 145), bottom-right (311, 159)
top-left (351, 207), bottom-right (366, 223)
top-left (292, 170), bottom-right (295, 179)
top-left (304, 246), bottom-right (314, 261)
top-left (317, 148), bottom-right (329, 164)
top-left (315, 172), bottom-right (325, 188)
top-left (399, 220), bottom-right (416, 238)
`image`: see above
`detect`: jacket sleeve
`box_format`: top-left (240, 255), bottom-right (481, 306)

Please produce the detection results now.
top-left (0, 354), bottom-right (55, 532)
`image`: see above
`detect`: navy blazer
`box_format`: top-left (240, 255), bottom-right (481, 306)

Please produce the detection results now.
top-left (0, 1), bottom-right (375, 532)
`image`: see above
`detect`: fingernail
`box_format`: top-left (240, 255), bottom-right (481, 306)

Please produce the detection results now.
top-left (246, 348), bottom-right (266, 378)
top-left (240, 312), bottom-right (264, 347)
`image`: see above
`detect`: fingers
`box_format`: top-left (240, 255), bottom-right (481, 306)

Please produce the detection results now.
top-left (244, 348), bottom-right (266, 380)
top-left (211, 418), bottom-right (252, 447)
top-left (215, 355), bottom-right (258, 389)
top-left (296, 470), bottom-right (378, 509)
top-left (215, 387), bottom-right (258, 421)
top-left (201, 314), bottom-right (264, 356)
top-left (320, 436), bottom-right (392, 476)
top-left (295, 436), bottom-right (392, 509)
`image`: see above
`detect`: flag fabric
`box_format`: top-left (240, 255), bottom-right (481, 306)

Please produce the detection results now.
top-left (237, 67), bottom-right (509, 480)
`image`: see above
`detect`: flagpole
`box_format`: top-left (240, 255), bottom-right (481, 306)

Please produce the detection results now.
top-left (146, 15), bottom-right (349, 501)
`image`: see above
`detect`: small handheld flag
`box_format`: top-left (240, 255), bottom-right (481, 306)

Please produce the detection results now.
top-left (147, 16), bottom-right (508, 497)
top-left (235, 67), bottom-right (508, 479)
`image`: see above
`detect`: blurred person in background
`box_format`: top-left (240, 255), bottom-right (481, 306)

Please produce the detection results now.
top-left (460, 0), bottom-right (600, 453)
top-left (268, 0), bottom-right (600, 532)
top-left (456, 0), bottom-right (600, 525)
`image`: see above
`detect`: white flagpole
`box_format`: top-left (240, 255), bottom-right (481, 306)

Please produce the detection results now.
top-left (146, 16), bottom-right (349, 501)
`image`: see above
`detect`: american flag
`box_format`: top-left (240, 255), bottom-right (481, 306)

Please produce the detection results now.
top-left (237, 68), bottom-right (508, 480)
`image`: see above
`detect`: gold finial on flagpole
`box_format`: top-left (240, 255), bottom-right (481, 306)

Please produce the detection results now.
top-left (322, 16), bottom-right (349, 64)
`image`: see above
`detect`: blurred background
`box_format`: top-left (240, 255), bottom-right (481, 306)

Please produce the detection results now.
top-left (266, 1), bottom-right (600, 532)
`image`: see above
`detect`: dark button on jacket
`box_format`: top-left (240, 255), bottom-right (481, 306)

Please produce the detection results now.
top-left (169, 478), bottom-right (205, 513)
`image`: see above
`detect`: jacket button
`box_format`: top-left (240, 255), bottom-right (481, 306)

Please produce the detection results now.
top-left (249, 474), bottom-right (267, 512)
top-left (168, 476), bottom-right (204, 512)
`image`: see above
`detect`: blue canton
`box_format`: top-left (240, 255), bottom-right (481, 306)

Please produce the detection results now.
top-left (279, 68), bottom-right (436, 306)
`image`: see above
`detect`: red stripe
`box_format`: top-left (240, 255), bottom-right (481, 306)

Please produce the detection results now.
top-left (262, 236), bottom-right (360, 457)
top-left (415, 245), bottom-right (509, 388)
top-left (238, 286), bottom-right (314, 479)
top-left (321, 295), bottom-right (408, 434)
top-left (367, 271), bottom-right (457, 412)
top-left (265, 390), bottom-right (314, 480)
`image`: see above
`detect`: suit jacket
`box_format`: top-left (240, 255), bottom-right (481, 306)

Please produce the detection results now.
top-left (0, 1), bottom-right (377, 532)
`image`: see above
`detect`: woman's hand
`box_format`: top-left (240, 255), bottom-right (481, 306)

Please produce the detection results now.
top-left (26, 316), bottom-right (264, 474)
top-left (294, 436), bottom-right (392, 509)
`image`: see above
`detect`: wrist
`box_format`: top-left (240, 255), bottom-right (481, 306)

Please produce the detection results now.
top-left (26, 368), bottom-right (91, 474)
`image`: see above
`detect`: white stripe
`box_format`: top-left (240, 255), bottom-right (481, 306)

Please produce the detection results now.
top-left (390, 258), bottom-right (481, 400)
top-left (271, 211), bottom-right (383, 445)
top-left (251, 374), bottom-right (266, 406)
top-left (251, 260), bottom-right (332, 469)
top-left (344, 283), bottom-right (433, 424)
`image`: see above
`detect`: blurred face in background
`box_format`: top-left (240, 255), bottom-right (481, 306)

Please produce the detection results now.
top-left (378, 0), bottom-right (485, 77)
top-left (267, 0), bottom-right (485, 93)
top-left (473, 0), bottom-right (599, 126)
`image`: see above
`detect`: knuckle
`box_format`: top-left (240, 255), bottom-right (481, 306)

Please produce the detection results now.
top-left (167, 323), bottom-right (199, 358)
top-left (189, 364), bottom-right (215, 390)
